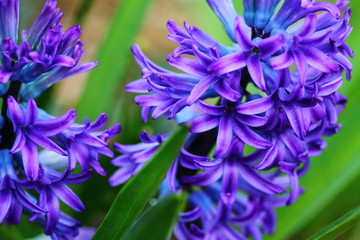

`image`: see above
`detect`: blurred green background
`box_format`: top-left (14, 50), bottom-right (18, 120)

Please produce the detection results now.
top-left (1, 0), bottom-right (359, 239)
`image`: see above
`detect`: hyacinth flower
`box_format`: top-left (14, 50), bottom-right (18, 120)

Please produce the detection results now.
top-left (109, 131), bottom-right (167, 186)
top-left (111, 0), bottom-right (352, 239)
top-left (173, 181), bottom-right (293, 240)
top-left (0, 0), bottom-right (120, 239)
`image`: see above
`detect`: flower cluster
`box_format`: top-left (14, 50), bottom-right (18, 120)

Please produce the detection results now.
top-left (112, 0), bottom-right (352, 239)
top-left (0, 0), bottom-right (120, 239)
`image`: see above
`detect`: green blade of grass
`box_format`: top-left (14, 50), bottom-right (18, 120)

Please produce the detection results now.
top-left (76, 0), bottom-right (154, 120)
top-left (294, 174), bottom-right (360, 239)
top-left (308, 206), bottom-right (360, 240)
top-left (73, 0), bottom-right (96, 25)
top-left (92, 126), bottom-right (188, 240)
top-left (123, 192), bottom-right (187, 240)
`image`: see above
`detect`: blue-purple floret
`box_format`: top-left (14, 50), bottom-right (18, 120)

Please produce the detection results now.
top-left (113, 0), bottom-right (353, 239)
top-left (0, 0), bottom-right (120, 239)
top-left (109, 131), bottom-right (167, 186)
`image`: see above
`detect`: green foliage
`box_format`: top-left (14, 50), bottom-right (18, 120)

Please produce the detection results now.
top-left (73, 0), bottom-right (96, 25)
top-left (123, 193), bottom-right (187, 240)
top-left (308, 206), bottom-right (360, 240)
top-left (92, 126), bottom-right (188, 240)
top-left (76, 0), bottom-right (154, 120)
top-left (0, 225), bottom-right (23, 240)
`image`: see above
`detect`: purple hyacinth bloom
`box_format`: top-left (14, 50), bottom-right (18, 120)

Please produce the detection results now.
top-left (269, 14), bottom-right (340, 83)
top-left (0, 0), bottom-right (19, 43)
top-left (1, 39), bottom-right (30, 83)
top-left (2, 97), bottom-right (120, 236)
top-left (57, 113), bottom-right (121, 175)
top-left (191, 98), bottom-right (272, 158)
top-left (121, 0), bottom-right (353, 239)
top-left (109, 131), bottom-right (166, 186)
top-left (166, 20), bottom-right (232, 57)
top-left (24, 28), bottom-right (77, 82)
top-left (0, 0), bottom-right (121, 237)
top-left (0, 0), bottom-right (98, 99)
top-left (7, 96), bottom-right (76, 181)
top-left (128, 31), bottom-right (237, 121)
top-left (128, 44), bottom-right (199, 121)
top-left (22, 168), bottom-right (92, 234)
top-left (262, 0), bottom-right (340, 34)
top-left (174, 180), bottom-right (293, 240)
top-left (33, 212), bottom-right (82, 240)
top-left (181, 138), bottom-right (287, 199)
top-left (0, 150), bottom-right (46, 224)
top-left (31, 215), bottom-right (95, 240)
top-left (208, 16), bottom-right (285, 92)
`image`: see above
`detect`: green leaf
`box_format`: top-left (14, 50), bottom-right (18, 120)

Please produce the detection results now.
top-left (290, 173), bottom-right (360, 239)
top-left (0, 225), bottom-right (23, 240)
top-left (73, 0), bottom-right (96, 25)
top-left (123, 192), bottom-right (187, 240)
top-left (308, 206), bottom-right (360, 240)
top-left (76, 0), bottom-right (154, 120)
top-left (92, 126), bottom-right (188, 240)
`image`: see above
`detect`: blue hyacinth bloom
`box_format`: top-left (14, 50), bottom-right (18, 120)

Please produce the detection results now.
top-left (114, 0), bottom-right (353, 239)
top-left (0, 0), bottom-right (121, 238)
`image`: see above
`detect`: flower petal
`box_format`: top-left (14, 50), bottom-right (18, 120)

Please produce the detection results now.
top-left (7, 96), bottom-right (25, 131)
top-left (221, 158), bottom-right (238, 205)
top-left (10, 130), bottom-right (26, 153)
top-left (25, 99), bottom-right (39, 125)
top-left (52, 55), bottom-right (76, 68)
top-left (44, 189), bottom-right (60, 235)
top-left (187, 75), bottom-right (216, 105)
top-left (302, 47), bottom-right (339, 73)
top-left (0, 190), bottom-right (12, 222)
top-left (181, 166), bottom-right (222, 186)
top-left (283, 104), bottom-right (307, 139)
top-left (233, 122), bottom-right (271, 149)
top-left (51, 184), bottom-right (85, 212)
top-left (167, 55), bottom-right (207, 78)
top-left (190, 114), bottom-right (219, 133)
top-left (258, 34), bottom-right (285, 59)
top-left (234, 16), bottom-right (253, 50)
top-left (270, 51), bottom-right (294, 70)
top-left (214, 114), bottom-right (233, 158)
top-left (22, 141), bottom-right (39, 181)
top-left (236, 95), bottom-right (273, 114)
top-left (298, 14), bottom-right (317, 37)
top-left (254, 143), bottom-right (279, 170)
top-left (238, 163), bottom-right (286, 194)
top-left (293, 50), bottom-right (307, 85)
top-left (247, 55), bottom-right (266, 91)
top-left (208, 51), bottom-right (248, 76)
top-left (28, 128), bottom-right (67, 156)
top-left (214, 79), bottom-right (241, 102)
top-left (35, 109), bottom-right (76, 136)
